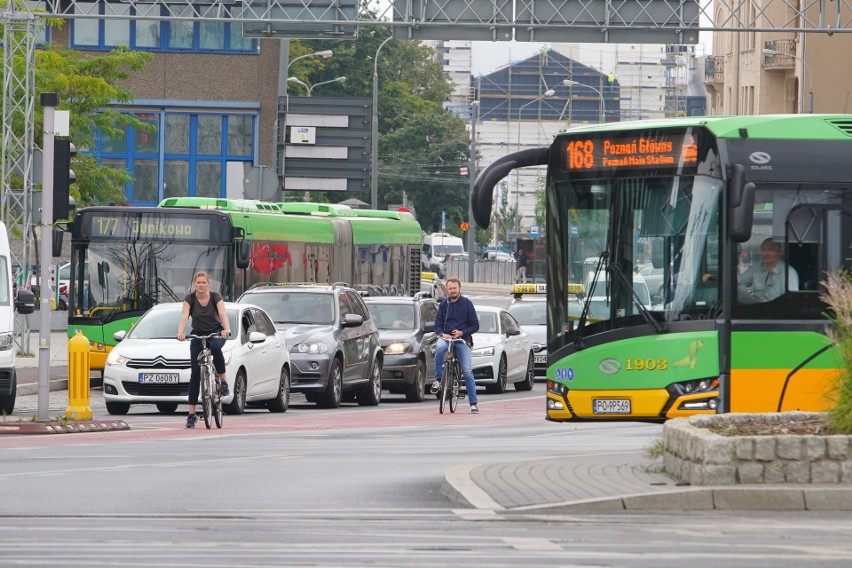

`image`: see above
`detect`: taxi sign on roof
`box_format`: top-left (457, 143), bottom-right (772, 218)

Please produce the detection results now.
top-left (421, 271), bottom-right (438, 280)
top-left (512, 283), bottom-right (546, 295)
top-left (567, 283), bottom-right (585, 294)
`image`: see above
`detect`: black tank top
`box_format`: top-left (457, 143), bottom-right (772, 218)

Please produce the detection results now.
top-left (185, 292), bottom-right (223, 334)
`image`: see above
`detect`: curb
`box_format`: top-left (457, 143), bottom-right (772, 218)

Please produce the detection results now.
top-left (0, 419), bottom-right (130, 435)
top-left (16, 378), bottom-right (69, 397)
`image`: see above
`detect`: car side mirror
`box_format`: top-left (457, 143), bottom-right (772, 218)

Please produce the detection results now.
top-left (113, 329), bottom-right (127, 342)
top-left (15, 288), bottom-right (35, 315)
top-left (342, 313), bottom-right (364, 328)
top-left (424, 321), bottom-right (435, 333)
top-left (248, 331), bottom-right (266, 343)
top-left (506, 327), bottom-right (521, 337)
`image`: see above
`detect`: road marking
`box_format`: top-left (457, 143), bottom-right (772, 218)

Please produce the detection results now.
top-left (502, 537), bottom-right (563, 551)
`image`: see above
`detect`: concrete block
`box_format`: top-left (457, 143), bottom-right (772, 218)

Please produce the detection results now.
top-left (702, 436), bottom-right (734, 465)
top-left (701, 464), bottom-right (736, 486)
top-left (765, 462), bottom-right (786, 483)
top-left (784, 461), bottom-right (810, 483)
top-left (713, 488), bottom-right (805, 510)
top-left (804, 488), bottom-right (852, 510)
top-left (735, 437), bottom-right (754, 460)
top-left (623, 489), bottom-right (713, 510)
top-left (811, 461), bottom-right (841, 484)
top-left (737, 463), bottom-right (764, 484)
top-left (842, 460), bottom-right (852, 483)
top-left (826, 437), bottom-right (849, 460)
top-left (754, 437), bottom-right (777, 461)
top-left (804, 436), bottom-right (826, 461)
top-left (776, 436), bottom-right (804, 460)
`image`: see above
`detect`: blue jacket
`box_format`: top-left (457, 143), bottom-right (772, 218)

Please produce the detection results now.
top-left (435, 295), bottom-right (479, 346)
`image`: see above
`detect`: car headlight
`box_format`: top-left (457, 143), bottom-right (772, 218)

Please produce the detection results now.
top-left (293, 342), bottom-right (329, 354)
top-left (105, 351), bottom-right (129, 367)
top-left (0, 332), bottom-right (12, 351)
top-left (470, 346), bottom-right (494, 356)
top-left (384, 342), bottom-right (410, 354)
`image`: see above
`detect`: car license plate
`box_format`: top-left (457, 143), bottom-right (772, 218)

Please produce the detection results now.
top-left (534, 354), bottom-right (547, 364)
top-left (139, 373), bottom-right (179, 384)
top-left (593, 399), bottom-right (631, 415)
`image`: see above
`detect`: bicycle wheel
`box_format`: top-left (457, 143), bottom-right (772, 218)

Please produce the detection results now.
top-left (449, 360), bottom-right (461, 413)
top-left (439, 360), bottom-right (451, 414)
top-left (200, 364), bottom-right (212, 429)
top-left (213, 372), bottom-right (223, 429)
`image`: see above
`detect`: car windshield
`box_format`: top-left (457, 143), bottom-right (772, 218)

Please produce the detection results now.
top-left (367, 303), bottom-right (416, 330)
top-left (476, 312), bottom-right (499, 334)
top-left (129, 306), bottom-right (238, 339)
top-left (508, 302), bottom-right (546, 326)
top-left (245, 291), bottom-right (334, 325)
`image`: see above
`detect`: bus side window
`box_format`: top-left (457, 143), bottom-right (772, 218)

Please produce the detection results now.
top-left (787, 243), bottom-right (819, 291)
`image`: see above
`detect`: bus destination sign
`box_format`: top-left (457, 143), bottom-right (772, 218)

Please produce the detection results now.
top-left (563, 133), bottom-right (698, 172)
top-left (86, 213), bottom-right (215, 241)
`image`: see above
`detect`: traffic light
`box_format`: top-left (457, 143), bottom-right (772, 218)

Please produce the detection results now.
top-left (53, 138), bottom-right (76, 222)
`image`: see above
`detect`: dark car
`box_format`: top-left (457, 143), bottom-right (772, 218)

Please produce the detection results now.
top-left (363, 293), bottom-right (438, 402)
top-left (237, 283), bottom-right (382, 408)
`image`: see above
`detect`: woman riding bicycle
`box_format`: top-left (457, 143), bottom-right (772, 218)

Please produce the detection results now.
top-left (430, 277), bottom-right (480, 413)
top-left (177, 271), bottom-right (231, 428)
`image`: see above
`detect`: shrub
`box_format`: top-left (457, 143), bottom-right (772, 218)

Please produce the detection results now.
top-left (821, 270), bottom-right (852, 433)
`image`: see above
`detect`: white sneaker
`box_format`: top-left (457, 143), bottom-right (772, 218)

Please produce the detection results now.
top-left (430, 380), bottom-right (441, 394)
top-left (470, 404), bottom-right (479, 413)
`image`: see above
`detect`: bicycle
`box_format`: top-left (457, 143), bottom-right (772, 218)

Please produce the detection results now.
top-left (188, 333), bottom-right (224, 429)
top-left (439, 337), bottom-right (465, 414)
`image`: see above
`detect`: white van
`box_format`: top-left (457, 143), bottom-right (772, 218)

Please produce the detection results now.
top-left (422, 232), bottom-right (465, 276)
top-left (0, 222), bottom-right (36, 414)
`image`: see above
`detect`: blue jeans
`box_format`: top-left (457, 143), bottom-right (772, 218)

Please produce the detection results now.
top-left (434, 338), bottom-right (477, 404)
top-left (189, 335), bottom-right (226, 405)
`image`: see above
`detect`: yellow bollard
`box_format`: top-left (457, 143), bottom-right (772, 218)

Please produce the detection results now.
top-left (65, 330), bottom-right (92, 421)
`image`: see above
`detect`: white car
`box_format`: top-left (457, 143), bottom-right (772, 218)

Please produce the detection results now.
top-left (103, 302), bottom-right (291, 416)
top-left (471, 305), bottom-right (535, 393)
top-left (506, 284), bottom-right (547, 378)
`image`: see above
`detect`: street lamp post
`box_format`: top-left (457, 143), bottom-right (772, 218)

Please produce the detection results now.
top-left (515, 89), bottom-right (555, 213)
top-left (467, 100), bottom-right (479, 283)
top-left (762, 48), bottom-right (813, 113)
top-left (288, 75), bottom-right (346, 96)
top-left (371, 36), bottom-right (393, 210)
top-left (560, 79), bottom-right (604, 123)
top-left (285, 49), bottom-right (333, 93)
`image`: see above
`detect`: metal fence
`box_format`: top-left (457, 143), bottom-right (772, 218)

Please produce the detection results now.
top-left (445, 259), bottom-right (518, 285)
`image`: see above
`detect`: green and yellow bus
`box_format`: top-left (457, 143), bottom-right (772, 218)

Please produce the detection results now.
top-left (472, 115), bottom-right (852, 420)
top-left (68, 198), bottom-right (422, 370)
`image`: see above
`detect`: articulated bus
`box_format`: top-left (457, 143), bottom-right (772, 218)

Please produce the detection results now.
top-left (472, 115), bottom-right (852, 421)
top-left (68, 198), bottom-right (422, 371)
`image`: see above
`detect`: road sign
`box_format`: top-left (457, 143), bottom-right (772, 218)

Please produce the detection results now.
top-left (460, 222), bottom-right (469, 231)
top-left (529, 225), bottom-right (539, 237)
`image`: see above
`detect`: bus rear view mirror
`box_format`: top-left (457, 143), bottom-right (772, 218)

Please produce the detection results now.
top-left (728, 164), bottom-right (755, 242)
top-left (52, 228), bottom-right (64, 257)
top-left (236, 239), bottom-right (251, 269)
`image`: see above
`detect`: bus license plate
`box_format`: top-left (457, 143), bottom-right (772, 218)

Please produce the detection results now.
top-left (534, 355), bottom-right (547, 364)
top-left (139, 373), bottom-right (179, 384)
top-left (593, 399), bottom-right (631, 415)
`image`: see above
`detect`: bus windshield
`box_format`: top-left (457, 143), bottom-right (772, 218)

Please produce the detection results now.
top-left (550, 173), bottom-right (723, 350)
top-left (75, 242), bottom-right (227, 321)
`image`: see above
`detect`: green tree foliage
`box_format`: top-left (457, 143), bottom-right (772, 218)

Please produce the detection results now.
top-left (534, 177), bottom-right (546, 232)
top-left (36, 46), bottom-right (154, 208)
top-left (1, 16), bottom-right (153, 211)
top-left (290, 33), bottom-right (470, 230)
top-left (492, 185), bottom-right (522, 247)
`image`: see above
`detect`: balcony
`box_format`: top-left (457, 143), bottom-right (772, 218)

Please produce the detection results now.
top-left (704, 56), bottom-right (724, 84)
top-left (763, 39), bottom-right (796, 70)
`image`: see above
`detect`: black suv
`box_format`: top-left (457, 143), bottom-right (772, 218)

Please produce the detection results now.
top-left (238, 283), bottom-right (382, 408)
top-left (363, 293), bottom-right (438, 402)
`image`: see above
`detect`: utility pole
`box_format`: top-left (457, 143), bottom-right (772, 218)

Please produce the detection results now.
top-left (466, 101), bottom-right (478, 283)
top-left (37, 92), bottom-right (57, 421)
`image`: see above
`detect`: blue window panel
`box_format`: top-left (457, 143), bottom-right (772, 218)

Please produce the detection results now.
top-left (71, 2), bottom-right (257, 53)
top-left (95, 109), bottom-right (255, 205)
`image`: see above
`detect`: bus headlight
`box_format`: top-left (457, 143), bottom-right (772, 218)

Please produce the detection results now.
top-left (547, 380), bottom-right (568, 396)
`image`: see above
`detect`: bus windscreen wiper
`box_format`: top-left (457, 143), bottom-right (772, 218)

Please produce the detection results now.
top-left (574, 251), bottom-right (608, 349)
top-left (609, 262), bottom-right (669, 334)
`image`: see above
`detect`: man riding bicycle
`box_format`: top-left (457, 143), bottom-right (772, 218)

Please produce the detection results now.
top-left (430, 277), bottom-right (480, 413)
top-left (177, 271), bottom-right (231, 428)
